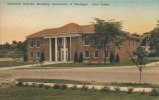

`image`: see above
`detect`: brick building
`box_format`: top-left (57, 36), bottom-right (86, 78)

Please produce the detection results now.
top-left (26, 23), bottom-right (139, 62)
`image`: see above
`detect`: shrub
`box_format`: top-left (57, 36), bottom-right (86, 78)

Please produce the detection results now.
top-left (53, 83), bottom-right (60, 89)
top-left (60, 84), bottom-right (67, 90)
top-left (30, 83), bottom-right (36, 88)
top-left (16, 81), bottom-right (23, 87)
top-left (74, 51), bottom-right (78, 63)
top-left (38, 84), bottom-right (44, 88)
top-left (101, 86), bottom-right (111, 93)
top-left (140, 89), bottom-right (145, 95)
top-left (91, 86), bottom-right (97, 92)
top-left (109, 52), bottom-right (115, 63)
top-left (24, 82), bottom-right (29, 87)
top-left (78, 52), bottom-right (83, 63)
top-left (44, 85), bottom-right (50, 89)
top-left (81, 85), bottom-right (88, 91)
top-left (149, 88), bottom-right (159, 96)
top-left (127, 87), bottom-right (134, 94)
top-left (40, 51), bottom-right (45, 62)
top-left (23, 52), bottom-right (27, 62)
top-left (115, 54), bottom-right (120, 63)
top-left (71, 85), bottom-right (77, 90)
top-left (114, 87), bottom-right (120, 93)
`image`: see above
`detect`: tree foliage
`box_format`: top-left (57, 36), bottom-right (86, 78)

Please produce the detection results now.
top-left (149, 26), bottom-right (159, 56)
top-left (90, 18), bottom-right (123, 64)
top-left (40, 51), bottom-right (45, 62)
top-left (131, 47), bottom-right (147, 82)
top-left (23, 52), bottom-right (27, 62)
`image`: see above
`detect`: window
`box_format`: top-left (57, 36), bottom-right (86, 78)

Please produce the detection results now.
top-left (84, 37), bottom-right (90, 46)
top-left (94, 50), bottom-right (99, 58)
top-left (36, 41), bottom-right (40, 47)
top-left (85, 51), bottom-right (89, 58)
top-left (36, 51), bottom-right (40, 58)
top-left (30, 41), bottom-right (34, 47)
top-left (30, 51), bottom-right (33, 58)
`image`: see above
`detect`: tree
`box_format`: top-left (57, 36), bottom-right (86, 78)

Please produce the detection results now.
top-left (109, 52), bottom-right (115, 63)
top-left (131, 47), bottom-right (147, 83)
top-left (78, 52), bottom-right (83, 63)
top-left (149, 27), bottom-right (159, 56)
top-left (23, 52), bottom-right (27, 62)
top-left (90, 18), bottom-right (123, 64)
top-left (40, 51), bottom-right (45, 62)
top-left (74, 51), bottom-right (78, 63)
top-left (115, 54), bottom-right (120, 63)
top-left (4, 42), bottom-right (10, 49)
top-left (12, 40), bottom-right (17, 44)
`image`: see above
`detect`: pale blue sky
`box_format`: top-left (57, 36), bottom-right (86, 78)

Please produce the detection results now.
top-left (0, 0), bottom-right (159, 44)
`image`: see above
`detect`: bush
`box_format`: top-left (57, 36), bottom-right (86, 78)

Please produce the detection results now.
top-left (81, 85), bottom-right (88, 91)
top-left (149, 88), bottom-right (159, 96)
top-left (60, 84), bottom-right (67, 90)
top-left (53, 83), bottom-right (60, 89)
top-left (115, 54), bottom-right (120, 63)
top-left (78, 52), bottom-right (83, 63)
top-left (101, 86), bottom-right (111, 93)
top-left (30, 83), bottom-right (36, 88)
top-left (38, 84), bottom-right (44, 88)
top-left (140, 89), bottom-right (145, 95)
top-left (91, 86), bottom-right (97, 92)
top-left (127, 87), bottom-right (134, 94)
top-left (109, 52), bottom-right (115, 63)
top-left (23, 52), bottom-right (27, 62)
top-left (71, 85), bottom-right (77, 90)
top-left (16, 81), bottom-right (23, 87)
top-left (114, 87), bottom-right (120, 93)
top-left (74, 51), bottom-right (78, 63)
top-left (40, 51), bottom-right (45, 62)
top-left (24, 82), bottom-right (29, 87)
top-left (44, 85), bottom-right (50, 89)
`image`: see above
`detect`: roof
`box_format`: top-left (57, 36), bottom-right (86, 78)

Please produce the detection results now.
top-left (26, 23), bottom-right (138, 40)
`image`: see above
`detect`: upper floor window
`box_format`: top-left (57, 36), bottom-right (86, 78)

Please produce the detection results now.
top-left (36, 41), bottom-right (40, 47)
top-left (85, 51), bottom-right (90, 58)
top-left (30, 41), bottom-right (34, 47)
top-left (84, 37), bottom-right (90, 46)
top-left (94, 50), bottom-right (99, 58)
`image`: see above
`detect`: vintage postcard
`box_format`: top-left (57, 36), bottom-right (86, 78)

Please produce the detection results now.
top-left (0, 0), bottom-right (159, 100)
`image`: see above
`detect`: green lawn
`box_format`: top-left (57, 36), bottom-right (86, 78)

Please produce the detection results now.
top-left (0, 87), bottom-right (159, 100)
top-left (0, 61), bottom-right (32, 67)
top-left (0, 49), bottom-right (23, 58)
top-left (17, 78), bottom-right (159, 88)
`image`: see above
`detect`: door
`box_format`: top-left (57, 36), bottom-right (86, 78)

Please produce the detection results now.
top-left (61, 48), bottom-right (68, 61)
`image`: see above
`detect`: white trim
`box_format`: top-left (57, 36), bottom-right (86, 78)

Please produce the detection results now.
top-left (49, 38), bottom-right (52, 61)
top-left (94, 50), bottom-right (99, 58)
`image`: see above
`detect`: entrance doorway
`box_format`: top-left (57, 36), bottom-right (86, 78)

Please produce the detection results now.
top-left (61, 48), bottom-right (68, 61)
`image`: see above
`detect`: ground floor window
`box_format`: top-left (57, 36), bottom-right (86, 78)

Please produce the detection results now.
top-left (36, 51), bottom-right (40, 58)
top-left (30, 51), bottom-right (33, 58)
top-left (94, 50), bottom-right (99, 58)
top-left (85, 51), bottom-right (90, 58)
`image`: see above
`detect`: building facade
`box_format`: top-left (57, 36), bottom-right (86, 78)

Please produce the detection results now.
top-left (26, 23), bottom-right (139, 62)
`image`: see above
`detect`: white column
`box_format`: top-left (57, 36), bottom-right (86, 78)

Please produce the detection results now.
top-left (63, 37), bottom-right (66, 62)
top-left (55, 38), bottom-right (58, 62)
top-left (70, 37), bottom-right (71, 62)
top-left (49, 38), bottom-right (52, 61)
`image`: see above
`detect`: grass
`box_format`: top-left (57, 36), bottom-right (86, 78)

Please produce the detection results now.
top-left (17, 78), bottom-right (159, 88)
top-left (146, 57), bottom-right (159, 63)
top-left (0, 86), bottom-right (159, 100)
top-left (0, 61), bottom-right (32, 67)
top-left (0, 49), bottom-right (23, 58)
